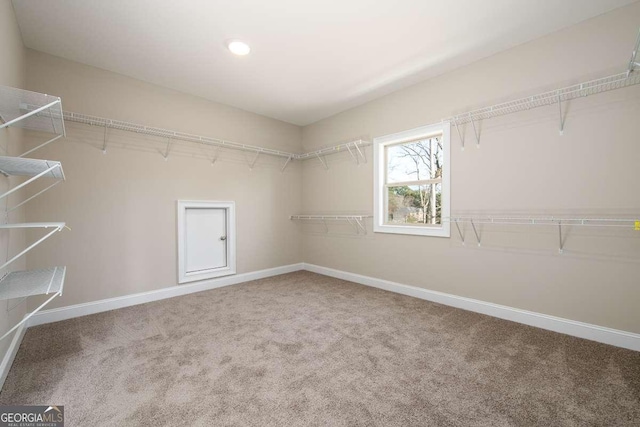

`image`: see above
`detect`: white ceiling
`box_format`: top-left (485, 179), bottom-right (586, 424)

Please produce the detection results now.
top-left (12, 0), bottom-right (637, 125)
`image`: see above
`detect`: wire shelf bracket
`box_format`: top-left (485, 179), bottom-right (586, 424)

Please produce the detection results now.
top-left (290, 215), bottom-right (372, 234)
top-left (628, 28), bottom-right (640, 74)
top-left (281, 155), bottom-right (293, 172)
top-left (0, 222), bottom-right (67, 271)
top-left (248, 151), bottom-right (260, 170)
top-left (102, 123), bottom-right (109, 154)
top-left (315, 153), bottom-right (328, 170)
top-left (0, 157), bottom-right (65, 214)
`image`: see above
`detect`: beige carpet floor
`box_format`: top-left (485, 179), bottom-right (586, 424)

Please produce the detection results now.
top-left (0, 271), bottom-right (638, 426)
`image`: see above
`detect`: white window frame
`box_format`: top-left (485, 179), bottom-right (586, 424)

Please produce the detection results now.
top-left (177, 200), bottom-right (236, 283)
top-left (373, 122), bottom-right (450, 237)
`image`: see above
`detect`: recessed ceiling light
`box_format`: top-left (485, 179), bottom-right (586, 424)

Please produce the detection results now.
top-left (227, 40), bottom-right (251, 56)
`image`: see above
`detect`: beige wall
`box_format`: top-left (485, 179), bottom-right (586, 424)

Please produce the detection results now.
top-left (301, 3), bottom-right (640, 333)
top-left (0, 0), bottom-right (27, 354)
top-left (24, 50), bottom-right (303, 309)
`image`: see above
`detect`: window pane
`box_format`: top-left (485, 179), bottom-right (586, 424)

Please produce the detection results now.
top-left (386, 183), bottom-right (442, 225)
top-left (386, 136), bottom-right (443, 184)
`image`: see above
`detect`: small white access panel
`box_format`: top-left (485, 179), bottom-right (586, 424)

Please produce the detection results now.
top-left (177, 201), bottom-right (236, 283)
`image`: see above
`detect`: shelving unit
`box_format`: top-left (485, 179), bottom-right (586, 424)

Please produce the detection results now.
top-left (0, 267), bottom-right (66, 341)
top-left (290, 215), bottom-right (372, 234)
top-left (295, 140), bottom-right (370, 169)
top-left (0, 86), bottom-right (69, 341)
top-left (0, 86), bottom-right (65, 157)
top-left (447, 216), bottom-right (639, 253)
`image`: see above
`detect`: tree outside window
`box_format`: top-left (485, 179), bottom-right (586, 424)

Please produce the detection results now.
top-left (385, 136), bottom-right (443, 225)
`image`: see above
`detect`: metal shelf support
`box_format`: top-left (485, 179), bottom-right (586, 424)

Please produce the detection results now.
top-left (290, 215), bottom-right (372, 235)
top-left (0, 163), bottom-right (63, 203)
top-left (102, 124), bottom-right (109, 154)
top-left (470, 219), bottom-right (481, 246)
top-left (0, 223), bottom-right (66, 271)
top-left (248, 151), bottom-right (260, 170)
top-left (163, 137), bottom-right (172, 161)
top-left (470, 119), bottom-right (481, 148)
top-left (628, 28), bottom-right (640, 73)
top-left (557, 95), bottom-right (565, 135)
top-left (19, 134), bottom-right (64, 159)
top-left (316, 153), bottom-right (328, 170)
top-left (453, 119), bottom-right (465, 150)
top-left (0, 266), bottom-right (66, 342)
top-left (558, 221), bottom-right (564, 254)
top-left (5, 181), bottom-right (62, 216)
top-left (281, 156), bottom-right (292, 172)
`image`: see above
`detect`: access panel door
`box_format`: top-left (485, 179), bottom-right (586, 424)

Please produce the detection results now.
top-left (185, 207), bottom-right (227, 272)
top-left (178, 201), bottom-right (236, 283)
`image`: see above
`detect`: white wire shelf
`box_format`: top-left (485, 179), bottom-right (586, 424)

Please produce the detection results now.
top-left (448, 72), bottom-right (640, 127)
top-left (0, 266), bottom-right (66, 341)
top-left (0, 222), bottom-right (67, 272)
top-left (290, 215), bottom-right (372, 220)
top-left (296, 140), bottom-right (371, 169)
top-left (290, 214), bottom-right (372, 234)
top-left (0, 156), bottom-right (64, 179)
top-left (0, 266), bottom-right (65, 301)
top-left (63, 110), bottom-right (371, 170)
top-left (64, 111), bottom-right (295, 159)
top-left (448, 217), bottom-right (639, 228)
top-left (446, 216), bottom-right (640, 253)
top-left (0, 222), bottom-right (66, 229)
top-left (0, 86), bottom-right (66, 157)
top-left (0, 86), bottom-right (64, 135)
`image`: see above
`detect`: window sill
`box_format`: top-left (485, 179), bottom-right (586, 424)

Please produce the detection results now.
top-left (373, 223), bottom-right (450, 237)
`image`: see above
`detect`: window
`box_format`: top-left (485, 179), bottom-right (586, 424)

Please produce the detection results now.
top-left (373, 122), bottom-right (450, 237)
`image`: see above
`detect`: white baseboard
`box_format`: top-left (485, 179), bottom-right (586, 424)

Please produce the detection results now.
top-left (0, 319), bottom-right (28, 390)
top-left (303, 263), bottom-right (640, 352)
top-left (29, 263), bottom-right (304, 327)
